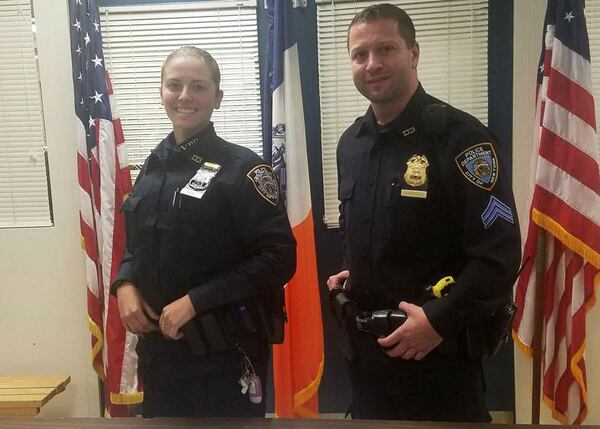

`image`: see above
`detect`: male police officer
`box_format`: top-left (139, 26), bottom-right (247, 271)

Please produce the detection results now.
top-left (327, 3), bottom-right (521, 422)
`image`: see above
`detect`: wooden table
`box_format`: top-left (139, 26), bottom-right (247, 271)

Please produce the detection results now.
top-left (0, 417), bottom-right (567, 429)
top-left (0, 376), bottom-right (71, 417)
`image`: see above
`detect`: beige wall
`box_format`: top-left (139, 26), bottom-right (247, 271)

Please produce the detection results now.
top-left (513, 0), bottom-right (600, 424)
top-left (1, 0), bottom-right (599, 421)
top-left (0, 0), bottom-right (99, 417)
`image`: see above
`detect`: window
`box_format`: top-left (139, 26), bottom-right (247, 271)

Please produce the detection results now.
top-left (317, 0), bottom-right (489, 227)
top-left (0, 0), bottom-right (53, 228)
top-left (99, 0), bottom-right (262, 173)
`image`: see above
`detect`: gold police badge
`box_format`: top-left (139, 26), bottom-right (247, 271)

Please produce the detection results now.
top-left (404, 155), bottom-right (429, 187)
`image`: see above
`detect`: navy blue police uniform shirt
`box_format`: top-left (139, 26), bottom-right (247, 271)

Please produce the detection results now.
top-left (337, 84), bottom-right (521, 341)
top-left (112, 122), bottom-right (296, 337)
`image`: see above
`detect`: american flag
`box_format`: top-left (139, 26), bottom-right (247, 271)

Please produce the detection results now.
top-left (68, 0), bottom-right (141, 416)
top-left (513, 0), bottom-right (600, 424)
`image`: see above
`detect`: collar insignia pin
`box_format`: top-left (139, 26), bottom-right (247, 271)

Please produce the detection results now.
top-left (402, 127), bottom-right (416, 137)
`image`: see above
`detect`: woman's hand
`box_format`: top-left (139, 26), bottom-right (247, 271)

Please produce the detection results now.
top-left (159, 295), bottom-right (197, 340)
top-left (116, 282), bottom-right (159, 334)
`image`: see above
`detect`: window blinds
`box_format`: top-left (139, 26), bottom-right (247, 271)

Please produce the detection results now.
top-left (317, 0), bottom-right (488, 227)
top-left (99, 0), bottom-right (262, 172)
top-left (0, 0), bottom-right (52, 228)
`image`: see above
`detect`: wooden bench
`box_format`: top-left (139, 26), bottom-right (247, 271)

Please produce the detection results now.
top-left (0, 375), bottom-right (71, 417)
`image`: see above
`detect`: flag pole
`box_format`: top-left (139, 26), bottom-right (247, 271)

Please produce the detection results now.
top-left (531, 228), bottom-right (546, 424)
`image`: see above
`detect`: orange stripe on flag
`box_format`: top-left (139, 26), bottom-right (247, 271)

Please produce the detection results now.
top-left (274, 209), bottom-right (324, 418)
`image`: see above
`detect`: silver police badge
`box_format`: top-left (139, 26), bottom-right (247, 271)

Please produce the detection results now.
top-left (181, 162), bottom-right (221, 200)
top-left (247, 164), bottom-right (279, 206)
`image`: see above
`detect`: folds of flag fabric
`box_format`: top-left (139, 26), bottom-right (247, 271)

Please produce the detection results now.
top-left (264, 0), bottom-right (324, 418)
top-left (69, 0), bottom-right (141, 416)
top-left (512, 0), bottom-right (600, 424)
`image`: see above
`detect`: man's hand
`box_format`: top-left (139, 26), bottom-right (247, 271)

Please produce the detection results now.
top-left (377, 301), bottom-right (442, 361)
top-left (327, 270), bottom-right (349, 291)
top-left (159, 294), bottom-right (197, 340)
top-left (116, 282), bottom-right (159, 334)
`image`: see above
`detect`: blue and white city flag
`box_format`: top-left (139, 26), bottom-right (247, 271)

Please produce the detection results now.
top-left (263, 0), bottom-right (324, 418)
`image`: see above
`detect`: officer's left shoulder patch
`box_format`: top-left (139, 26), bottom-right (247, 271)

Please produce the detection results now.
top-left (247, 164), bottom-right (279, 206)
top-left (454, 142), bottom-right (498, 191)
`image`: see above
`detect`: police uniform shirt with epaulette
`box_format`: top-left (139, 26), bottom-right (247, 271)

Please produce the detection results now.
top-left (336, 84), bottom-right (521, 342)
top-left (113, 123), bottom-right (296, 369)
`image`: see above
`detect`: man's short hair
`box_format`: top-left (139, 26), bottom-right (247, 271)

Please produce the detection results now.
top-left (347, 3), bottom-right (416, 50)
top-left (161, 46), bottom-right (221, 91)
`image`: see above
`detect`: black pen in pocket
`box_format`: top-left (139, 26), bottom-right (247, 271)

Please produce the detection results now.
top-left (171, 187), bottom-right (180, 207)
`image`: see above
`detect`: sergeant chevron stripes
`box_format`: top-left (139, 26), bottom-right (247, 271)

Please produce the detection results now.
top-left (481, 196), bottom-right (514, 229)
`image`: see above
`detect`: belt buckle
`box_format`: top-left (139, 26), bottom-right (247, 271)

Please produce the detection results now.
top-left (355, 311), bottom-right (371, 333)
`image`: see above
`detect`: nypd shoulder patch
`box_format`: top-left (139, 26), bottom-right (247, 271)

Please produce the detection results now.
top-left (247, 164), bottom-right (279, 206)
top-left (454, 142), bottom-right (498, 191)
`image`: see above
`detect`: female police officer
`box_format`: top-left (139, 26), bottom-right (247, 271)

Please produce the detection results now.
top-left (111, 46), bottom-right (296, 417)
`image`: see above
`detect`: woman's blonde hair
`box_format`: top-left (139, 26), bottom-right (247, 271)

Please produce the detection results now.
top-left (161, 46), bottom-right (221, 91)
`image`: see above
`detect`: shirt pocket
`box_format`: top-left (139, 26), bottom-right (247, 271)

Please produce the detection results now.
top-left (338, 177), bottom-right (355, 231)
top-left (120, 193), bottom-right (143, 250)
top-left (168, 189), bottom-right (227, 260)
top-left (388, 180), bottom-right (434, 246)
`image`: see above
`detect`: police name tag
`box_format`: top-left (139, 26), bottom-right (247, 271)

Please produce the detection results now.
top-left (180, 162), bottom-right (221, 200)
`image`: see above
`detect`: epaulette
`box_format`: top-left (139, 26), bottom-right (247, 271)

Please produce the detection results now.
top-left (421, 103), bottom-right (448, 140)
